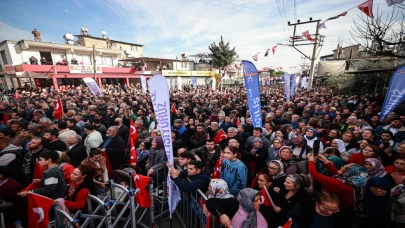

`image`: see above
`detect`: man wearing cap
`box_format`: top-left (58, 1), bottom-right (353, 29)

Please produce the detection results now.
top-left (173, 119), bottom-right (190, 148)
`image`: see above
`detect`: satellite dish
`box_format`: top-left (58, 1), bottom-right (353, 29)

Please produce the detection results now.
top-left (63, 33), bottom-right (74, 44)
top-left (81, 27), bottom-right (88, 36)
top-left (101, 31), bottom-right (107, 39)
top-left (339, 54), bottom-right (345, 59)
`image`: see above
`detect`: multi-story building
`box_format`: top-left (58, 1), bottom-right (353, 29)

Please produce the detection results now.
top-left (0, 28), bottom-right (146, 90)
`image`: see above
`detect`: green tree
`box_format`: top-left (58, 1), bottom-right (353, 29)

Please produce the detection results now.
top-left (208, 36), bottom-right (237, 78)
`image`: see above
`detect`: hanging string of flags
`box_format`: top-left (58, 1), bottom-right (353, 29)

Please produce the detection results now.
top-left (250, 0), bottom-right (383, 61)
top-left (317, 0), bottom-right (376, 30)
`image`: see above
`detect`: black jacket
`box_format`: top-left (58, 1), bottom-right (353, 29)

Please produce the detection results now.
top-left (67, 144), bottom-right (88, 167)
top-left (190, 145), bottom-right (221, 172)
top-left (189, 132), bottom-right (207, 149)
top-left (99, 135), bottom-right (127, 170)
top-left (117, 125), bottom-right (129, 146)
top-left (33, 165), bottom-right (67, 199)
top-left (70, 125), bottom-right (82, 135)
top-left (23, 148), bottom-right (49, 186)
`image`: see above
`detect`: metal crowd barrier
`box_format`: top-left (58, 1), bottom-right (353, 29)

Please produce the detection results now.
top-left (51, 170), bottom-right (157, 228)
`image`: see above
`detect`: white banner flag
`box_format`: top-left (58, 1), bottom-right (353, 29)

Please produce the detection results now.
top-left (147, 75), bottom-right (181, 218)
top-left (284, 72), bottom-right (290, 101)
top-left (140, 75), bottom-right (147, 93)
top-left (177, 76), bottom-right (182, 90)
top-left (82, 78), bottom-right (103, 96)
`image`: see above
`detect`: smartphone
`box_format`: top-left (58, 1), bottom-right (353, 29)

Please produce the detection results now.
top-left (313, 140), bottom-right (320, 156)
top-left (383, 142), bottom-right (390, 149)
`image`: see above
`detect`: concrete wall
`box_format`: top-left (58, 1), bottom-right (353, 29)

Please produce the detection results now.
top-left (78, 36), bottom-right (143, 58)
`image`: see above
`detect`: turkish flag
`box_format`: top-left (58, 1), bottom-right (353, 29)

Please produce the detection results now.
top-left (282, 218), bottom-right (293, 228)
top-left (171, 103), bottom-right (177, 113)
top-left (211, 159), bottom-right (222, 178)
top-left (129, 139), bottom-right (137, 164)
top-left (272, 45), bottom-right (277, 55)
top-left (235, 117), bottom-right (241, 127)
top-left (302, 30), bottom-right (315, 42)
top-left (261, 187), bottom-right (274, 207)
top-left (27, 192), bottom-right (53, 228)
top-left (53, 97), bottom-right (63, 119)
top-left (132, 174), bottom-right (152, 208)
top-left (213, 129), bottom-right (227, 144)
top-left (101, 151), bottom-right (113, 177)
top-left (358, 0), bottom-right (374, 18)
top-left (129, 118), bottom-right (138, 165)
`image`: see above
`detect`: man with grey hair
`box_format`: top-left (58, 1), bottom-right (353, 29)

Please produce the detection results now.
top-left (115, 117), bottom-right (129, 146)
top-left (67, 134), bottom-right (87, 167)
top-left (99, 126), bottom-right (127, 170)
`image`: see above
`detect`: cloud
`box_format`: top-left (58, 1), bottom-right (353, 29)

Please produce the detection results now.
top-left (0, 21), bottom-right (32, 41)
top-left (65, 9), bottom-right (69, 13)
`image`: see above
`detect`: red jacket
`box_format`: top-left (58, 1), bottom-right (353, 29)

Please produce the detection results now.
top-left (65, 188), bottom-right (89, 210)
top-left (308, 161), bottom-right (354, 208)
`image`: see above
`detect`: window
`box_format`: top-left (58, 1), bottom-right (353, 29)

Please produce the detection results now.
top-left (131, 45), bottom-right (138, 51)
top-left (0, 51), bottom-right (8, 65)
top-left (102, 56), bottom-right (113, 66)
top-left (112, 42), bottom-right (117, 48)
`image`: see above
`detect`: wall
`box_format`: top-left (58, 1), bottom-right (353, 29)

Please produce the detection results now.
top-left (78, 36), bottom-right (143, 57)
top-left (173, 61), bottom-right (194, 70)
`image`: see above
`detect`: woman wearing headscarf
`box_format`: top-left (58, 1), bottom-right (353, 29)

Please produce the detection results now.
top-left (322, 148), bottom-right (345, 170)
top-left (202, 179), bottom-right (234, 227)
top-left (308, 153), bottom-right (368, 227)
top-left (267, 160), bottom-right (288, 195)
top-left (363, 158), bottom-right (396, 187)
top-left (356, 177), bottom-right (391, 228)
top-left (304, 128), bottom-right (324, 152)
top-left (291, 134), bottom-right (312, 160)
top-left (146, 136), bottom-right (168, 184)
top-left (267, 137), bottom-right (285, 164)
top-left (248, 137), bottom-right (267, 180)
top-left (278, 146), bottom-right (298, 174)
top-left (206, 188), bottom-right (268, 228)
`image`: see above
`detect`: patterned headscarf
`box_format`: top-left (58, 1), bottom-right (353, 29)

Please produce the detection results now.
top-left (365, 158), bottom-right (387, 178)
top-left (209, 179), bottom-right (233, 199)
top-left (269, 160), bottom-right (286, 180)
top-left (237, 188), bottom-right (260, 228)
top-left (334, 164), bottom-right (369, 187)
top-left (278, 146), bottom-right (293, 160)
top-left (291, 134), bottom-right (307, 158)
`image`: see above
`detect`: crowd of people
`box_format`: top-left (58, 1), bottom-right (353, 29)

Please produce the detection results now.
top-left (0, 82), bottom-right (404, 228)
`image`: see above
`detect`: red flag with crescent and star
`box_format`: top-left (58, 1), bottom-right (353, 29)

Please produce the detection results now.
top-left (213, 129), bottom-right (227, 144)
top-left (27, 192), bottom-right (53, 228)
top-left (211, 159), bottom-right (223, 178)
top-left (132, 173), bottom-right (152, 208)
top-left (129, 118), bottom-right (138, 164)
top-left (358, 0), bottom-right (374, 18)
top-left (53, 97), bottom-right (63, 119)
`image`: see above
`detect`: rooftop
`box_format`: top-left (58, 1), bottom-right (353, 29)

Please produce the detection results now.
top-left (74, 34), bottom-right (143, 47)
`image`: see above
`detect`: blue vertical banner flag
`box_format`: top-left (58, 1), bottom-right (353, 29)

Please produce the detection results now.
top-left (381, 66), bottom-right (405, 120)
top-left (242, 60), bottom-right (262, 128)
top-left (148, 75), bottom-right (181, 219)
top-left (290, 74), bottom-right (296, 97)
top-left (191, 76), bottom-right (197, 89)
top-left (284, 72), bottom-right (290, 101)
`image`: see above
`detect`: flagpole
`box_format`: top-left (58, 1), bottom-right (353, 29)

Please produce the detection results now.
top-left (308, 20), bottom-right (320, 90)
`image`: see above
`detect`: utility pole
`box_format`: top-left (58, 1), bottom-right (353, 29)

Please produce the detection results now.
top-left (93, 44), bottom-right (97, 81)
top-left (288, 19), bottom-right (321, 90)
